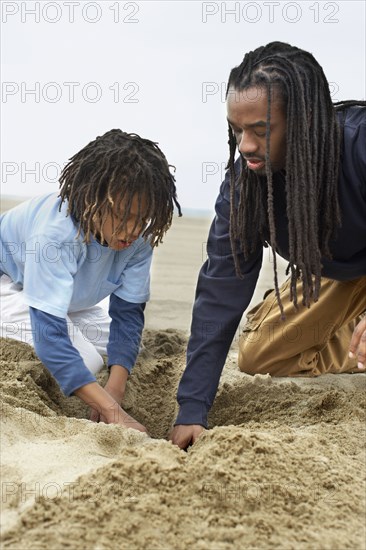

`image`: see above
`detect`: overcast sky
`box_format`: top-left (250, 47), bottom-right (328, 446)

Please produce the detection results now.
top-left (1, 0), bottom-right (365, 211)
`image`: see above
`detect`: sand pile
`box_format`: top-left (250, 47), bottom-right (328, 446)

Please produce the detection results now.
top-left (1, 333), bottom-right (365, 550)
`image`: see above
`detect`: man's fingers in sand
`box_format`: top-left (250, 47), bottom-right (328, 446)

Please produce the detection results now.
top-left (169, 425), bottom-right (205, 450)
top-left (349, 317), bottom-right (366, 369)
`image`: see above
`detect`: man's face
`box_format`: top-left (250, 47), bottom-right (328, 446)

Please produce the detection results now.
top-left (96, 193), bottom-right (149, 251)
top-left (226, 85), bottom-right (287, 175)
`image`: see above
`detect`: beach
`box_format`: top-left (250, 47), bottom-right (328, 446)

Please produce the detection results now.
top-left (1, 204), bottom-right (365, 549)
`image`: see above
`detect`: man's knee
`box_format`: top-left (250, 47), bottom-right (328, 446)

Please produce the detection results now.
top-left (238, 326), bottom-right (303, 376)
top-left (238, 329), bottom-right (269, 374)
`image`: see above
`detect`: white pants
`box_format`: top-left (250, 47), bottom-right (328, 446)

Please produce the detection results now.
top-left (0, 275), bottom-right (111, 375)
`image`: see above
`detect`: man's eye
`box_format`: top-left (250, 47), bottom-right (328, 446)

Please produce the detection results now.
top-left (254, 130), bottom-right (266, 137)
top-left (232, 129), bottom-right (242, 144)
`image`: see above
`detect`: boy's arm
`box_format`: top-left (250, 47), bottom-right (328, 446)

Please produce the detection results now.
top-left (29, 306), bottom-right (96, 395)
top-left (105, 294), bottom-right (146, 400)
top-left (105, 364), bottom-right (129, 401)
top-left (29, 306), bottom-right (147, 432)
top-left (88, 295), bottom-right (145, 424)
top-left (94, 295), bottom-right (144, 423)
top-left (103, 238), bottom-right (151, 399)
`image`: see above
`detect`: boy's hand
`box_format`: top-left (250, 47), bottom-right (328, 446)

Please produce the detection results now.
top-left (75, 382), bottom-right (148, 434)
top-left (100, 402), bottom-right (148, 434)
top-left (349, 317), bottom-right (366, 370)
top-left (90, 364), bottom-right (128, 422)
top-left (90, 382), bottom-right (124, 422)
top-left (104, 381), bottom-right (125, 405)
top-left (169, 424), bottom-right (205, 450)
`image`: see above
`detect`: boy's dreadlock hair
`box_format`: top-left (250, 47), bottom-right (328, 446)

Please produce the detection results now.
top-left (59, 129), bottom-right (182, 247)
top-left (226, 41), bottom-right (365, 316)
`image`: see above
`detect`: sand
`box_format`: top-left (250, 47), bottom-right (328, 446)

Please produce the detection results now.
top-left (1, 209), bottom-right (366, 549)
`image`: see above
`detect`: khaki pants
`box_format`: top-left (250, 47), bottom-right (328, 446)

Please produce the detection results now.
top-left (238, 276), bottom-right (366, 376)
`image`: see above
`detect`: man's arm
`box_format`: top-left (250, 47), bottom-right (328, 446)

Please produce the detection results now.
top-left (171, 172), bottom-right (263, 445)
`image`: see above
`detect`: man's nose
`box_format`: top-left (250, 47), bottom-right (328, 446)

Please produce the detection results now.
top-left (238, 131), bottom-right (258, 156)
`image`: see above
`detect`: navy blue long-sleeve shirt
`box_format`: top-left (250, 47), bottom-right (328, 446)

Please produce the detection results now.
top-left (176, 105), bottom-right (366, 428)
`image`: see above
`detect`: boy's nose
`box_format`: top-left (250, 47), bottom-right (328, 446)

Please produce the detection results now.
top-left (123, 222), bottom-right (143, 240)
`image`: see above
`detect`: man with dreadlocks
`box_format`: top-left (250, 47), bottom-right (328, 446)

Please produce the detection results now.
top-left (0, 129), bottom-right (181, 432)
top-left (170, 41), bottom-right (366, 450)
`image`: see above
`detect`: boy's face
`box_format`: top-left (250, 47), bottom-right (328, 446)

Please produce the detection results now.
top-left (97, 193), bottom-right (149, 251)
top-left (226, 85), bottom-right (287, 175)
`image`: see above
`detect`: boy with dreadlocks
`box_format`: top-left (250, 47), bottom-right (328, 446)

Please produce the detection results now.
top-left (170, 41), bottom-right (366, 449)
top-left (1, 129), bottom-right (181, 432)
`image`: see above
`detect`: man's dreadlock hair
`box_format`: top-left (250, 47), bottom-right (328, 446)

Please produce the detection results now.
top-left (59, 129), bottom-right (181, 247)
top-left (226, 41), bottom-right (365, 316)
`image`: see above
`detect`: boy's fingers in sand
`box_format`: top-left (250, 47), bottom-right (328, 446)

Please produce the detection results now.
top-left (103, 404), bottom-right (149, 435)
top-left (89, 408), bottom-right (100, 423)
top-left (169, 425), bottom-right (205, 450)
top-left (349, 317), bottom-right (366, 369)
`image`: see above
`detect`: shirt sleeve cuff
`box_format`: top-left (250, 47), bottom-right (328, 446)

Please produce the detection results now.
top-left (175, 399), bottom-right (209, 428)
top-left (65, 373), bottom-right (97, 397)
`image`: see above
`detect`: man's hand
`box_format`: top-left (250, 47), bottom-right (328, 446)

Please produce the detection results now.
top-left (169, 424), bottom-right (205, 450)
top-left (349, 317), bottom-right (366, 370)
